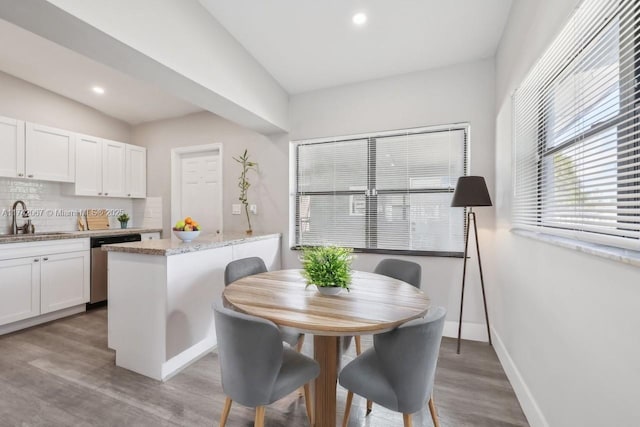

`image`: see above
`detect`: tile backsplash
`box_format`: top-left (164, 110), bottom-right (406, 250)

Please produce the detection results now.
top-left (0, 178), bottom-right (135, 234)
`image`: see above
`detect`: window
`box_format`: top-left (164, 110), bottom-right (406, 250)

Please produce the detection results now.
top-left (292, 125), bottom-right (468, 256)
top-left (513, 0), bottom-right (640, 251)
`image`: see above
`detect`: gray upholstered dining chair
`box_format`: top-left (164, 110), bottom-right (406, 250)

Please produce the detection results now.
top-left (340, 306), bottom-right (446, 427)
top-left (224, 256), bottom-right (268, 286)
top-left (224, 257), bottom-right (304, 350)
top-left (354, 258), bottom-right (422, 355)
top-left (213, 300), bottom-right (320, 427)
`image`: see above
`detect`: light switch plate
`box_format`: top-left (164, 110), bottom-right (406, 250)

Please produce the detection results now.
top-left (232, 204), bottom-right (241, 215)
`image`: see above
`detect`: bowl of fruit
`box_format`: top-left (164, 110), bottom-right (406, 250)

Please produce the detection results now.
top-left (173, 217), bottom-right (202, 243)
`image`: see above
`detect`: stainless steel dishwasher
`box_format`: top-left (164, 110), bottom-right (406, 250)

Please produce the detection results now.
top-left (90, 234), bottom-right (141, 304)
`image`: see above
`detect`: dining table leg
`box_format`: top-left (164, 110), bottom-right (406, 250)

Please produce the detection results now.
top-left (314, 335), bottom-right (341, 427)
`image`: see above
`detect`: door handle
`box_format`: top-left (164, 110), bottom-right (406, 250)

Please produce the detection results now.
top-left (43, 257), bottom-right (48, 261)
top-left (34, 259), bottom-right (39, 262)
top-left (27, 174), bottom-right (34, 178)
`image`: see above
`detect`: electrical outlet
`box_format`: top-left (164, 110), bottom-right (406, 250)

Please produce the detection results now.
top-left (232, 204), bottom-right (241, 215)
top-left (249, 204), bottom-right (257, 215)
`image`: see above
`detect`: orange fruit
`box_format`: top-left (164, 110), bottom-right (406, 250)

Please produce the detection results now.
top-left (184, 217), bottom-right (193, 225)
top-left (192, 221), bottom-right (199, 227)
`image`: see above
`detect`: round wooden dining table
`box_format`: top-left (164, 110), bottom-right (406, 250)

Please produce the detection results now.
top-left (223, 269), bottom-right (431, 427)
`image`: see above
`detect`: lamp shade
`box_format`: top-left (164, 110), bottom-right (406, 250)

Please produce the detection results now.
top-left (451, 176), bottom-right (492, 207)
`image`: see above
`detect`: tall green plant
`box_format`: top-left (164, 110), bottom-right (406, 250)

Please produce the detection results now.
top-left (300, 246), bottom-right (353, 290)
top-left (233, 149), bottom-right (258, 234)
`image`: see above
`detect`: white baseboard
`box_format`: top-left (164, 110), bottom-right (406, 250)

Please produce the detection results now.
top-left (0, 304), bottom-right (86, 336)
top-left (491, 327), bottom-right (549, 427)
top-left (161, 336), bottom-right (216, 382)
top-left (443, 320), bottom-right (489, 342)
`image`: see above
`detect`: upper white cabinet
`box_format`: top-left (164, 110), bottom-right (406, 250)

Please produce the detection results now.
top-left (0, 116), bottom-right (25, 179)
top-left (75, 134), bottom-right (103, 196)
top-left (0, 115), bottom-right (146, 197)
top-left (126, 145), bottom-right (146, 198)
top-left (75, 136), bottom-right (146, 198)
top-left (25, 122), bottom-right (75, 182)
top-left (102, 139), bottom-right (127, 198)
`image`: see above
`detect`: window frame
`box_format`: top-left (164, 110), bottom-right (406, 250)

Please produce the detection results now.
top-left (289, 123), bottom-right (469, 257)
top-left (514, 0), bottom-right (640, 251)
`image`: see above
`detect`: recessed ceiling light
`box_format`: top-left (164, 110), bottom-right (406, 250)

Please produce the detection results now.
top-left (352, 13), bottom-right (367, 26)
top-left (92, 86), bottom-right (105, 95)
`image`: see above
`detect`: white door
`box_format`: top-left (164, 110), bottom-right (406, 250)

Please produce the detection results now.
top-left (125, 144), bottom-right (146, 198)
top-left (40, 251), bottom-right (89, 314)
top-left (0, 257), bottom-right (40, 326)
top-left (102, 139), bottom-right (126, 197)
top-left (75, 135), bottom-right (103, 196)
top-left (179, 152), bottom-right (221, 233)
top-left (25, 122), bottom-right (75, 182)
top-left (0, 116), bottom-right (25, 179)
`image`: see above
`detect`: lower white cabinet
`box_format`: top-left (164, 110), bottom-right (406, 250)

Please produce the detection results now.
top-left (0, 257), bottom-right (40, 326)
top-left (40, 251), bottom-right (90, 314)
top-left (0, 239), bottom-right (90, 328)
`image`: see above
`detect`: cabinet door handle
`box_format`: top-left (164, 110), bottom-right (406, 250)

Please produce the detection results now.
top-left (18, 173), bottom-right (24, 177)
top-left (128, 194), bottom-right (131, 197)
top-left (104, 193), bottom-right (109, 196)
top-left (34, 259), bottom-right (39, 262)
top-left (98, 192), bottom-right (102, 195)
top-left (43, 257), bottom-right (48, 261)
top-left (27, 174), bottom-right (34, 178)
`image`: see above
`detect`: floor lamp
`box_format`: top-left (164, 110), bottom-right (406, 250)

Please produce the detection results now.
top-left (451, 176), bottom-right (492, 354)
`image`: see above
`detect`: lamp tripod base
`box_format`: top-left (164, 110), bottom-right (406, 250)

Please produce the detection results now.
top-left (457, 209), bottom-right (492, 354)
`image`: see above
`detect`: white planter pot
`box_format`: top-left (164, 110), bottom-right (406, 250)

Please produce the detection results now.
top-left (316, 286), bottom-right (343, 296)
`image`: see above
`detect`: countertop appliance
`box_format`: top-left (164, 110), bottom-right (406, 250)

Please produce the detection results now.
top-left (90, 233), bottom-right (141, 304)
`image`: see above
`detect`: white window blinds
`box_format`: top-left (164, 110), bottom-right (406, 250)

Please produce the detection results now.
top-left (294, 125), bottom-right (468, 255)
top-left (513, 0), bottom-right (640, 250)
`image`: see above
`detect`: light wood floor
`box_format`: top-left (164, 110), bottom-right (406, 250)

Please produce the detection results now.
top-left (0, 308), bottom-right (528, 426)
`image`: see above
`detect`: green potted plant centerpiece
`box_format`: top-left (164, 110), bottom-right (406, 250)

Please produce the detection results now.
top-left (117, 213), bottom-right (130, 229)
top-left (300, 246), bottom-right (353, 296)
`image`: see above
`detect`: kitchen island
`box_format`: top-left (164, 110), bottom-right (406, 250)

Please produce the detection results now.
top-left (103, 232), bottom-right (281, 381)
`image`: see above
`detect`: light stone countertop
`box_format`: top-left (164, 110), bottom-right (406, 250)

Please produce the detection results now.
top-left (101, 232), bottom-right (282, 256)
top-left (0, 228), bottom-right (163, 244)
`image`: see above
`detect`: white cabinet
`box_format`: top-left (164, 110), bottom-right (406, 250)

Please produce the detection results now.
top-left (102, 139), bottom-right (127, 197)
top-left (126, 145), bottom-right (146, 198)
top-left (40, 251), bottom-right (90, 314)
top-left (75, 137), bottom-right (146, 198)
top-left (25, 122), bottom-right (75, 182)
top-left (75, 134), bottom-right (103, 196)
top-left (0, 257), bottom-right (40, 326)
top-left (0, 116), bottom-right (25, 179)
top-left (0, 239), bottom-right (90, 329)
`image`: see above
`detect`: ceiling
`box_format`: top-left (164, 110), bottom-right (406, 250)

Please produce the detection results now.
top-left (0, 19), bottom-right (202, 125)
top-left (200, 0), bottom-right (513, 94)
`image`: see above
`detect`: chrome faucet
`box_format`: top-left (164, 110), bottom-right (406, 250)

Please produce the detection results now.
top-left (11, 200), bottom-right (35, 234)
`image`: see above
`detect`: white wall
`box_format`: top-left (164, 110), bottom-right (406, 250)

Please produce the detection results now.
top-left (23, 0), bottom-right (290, 133)
top-left (493, 1), bottom-right (640, 426)
top-left (132, 112), bottom-right (289, 237)
top-left (0, 71), bottom-right (134, 233)
top-left (0, 71), bottom-right (130, 141)
top-left (289, 59), bottom-right (497, 336)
